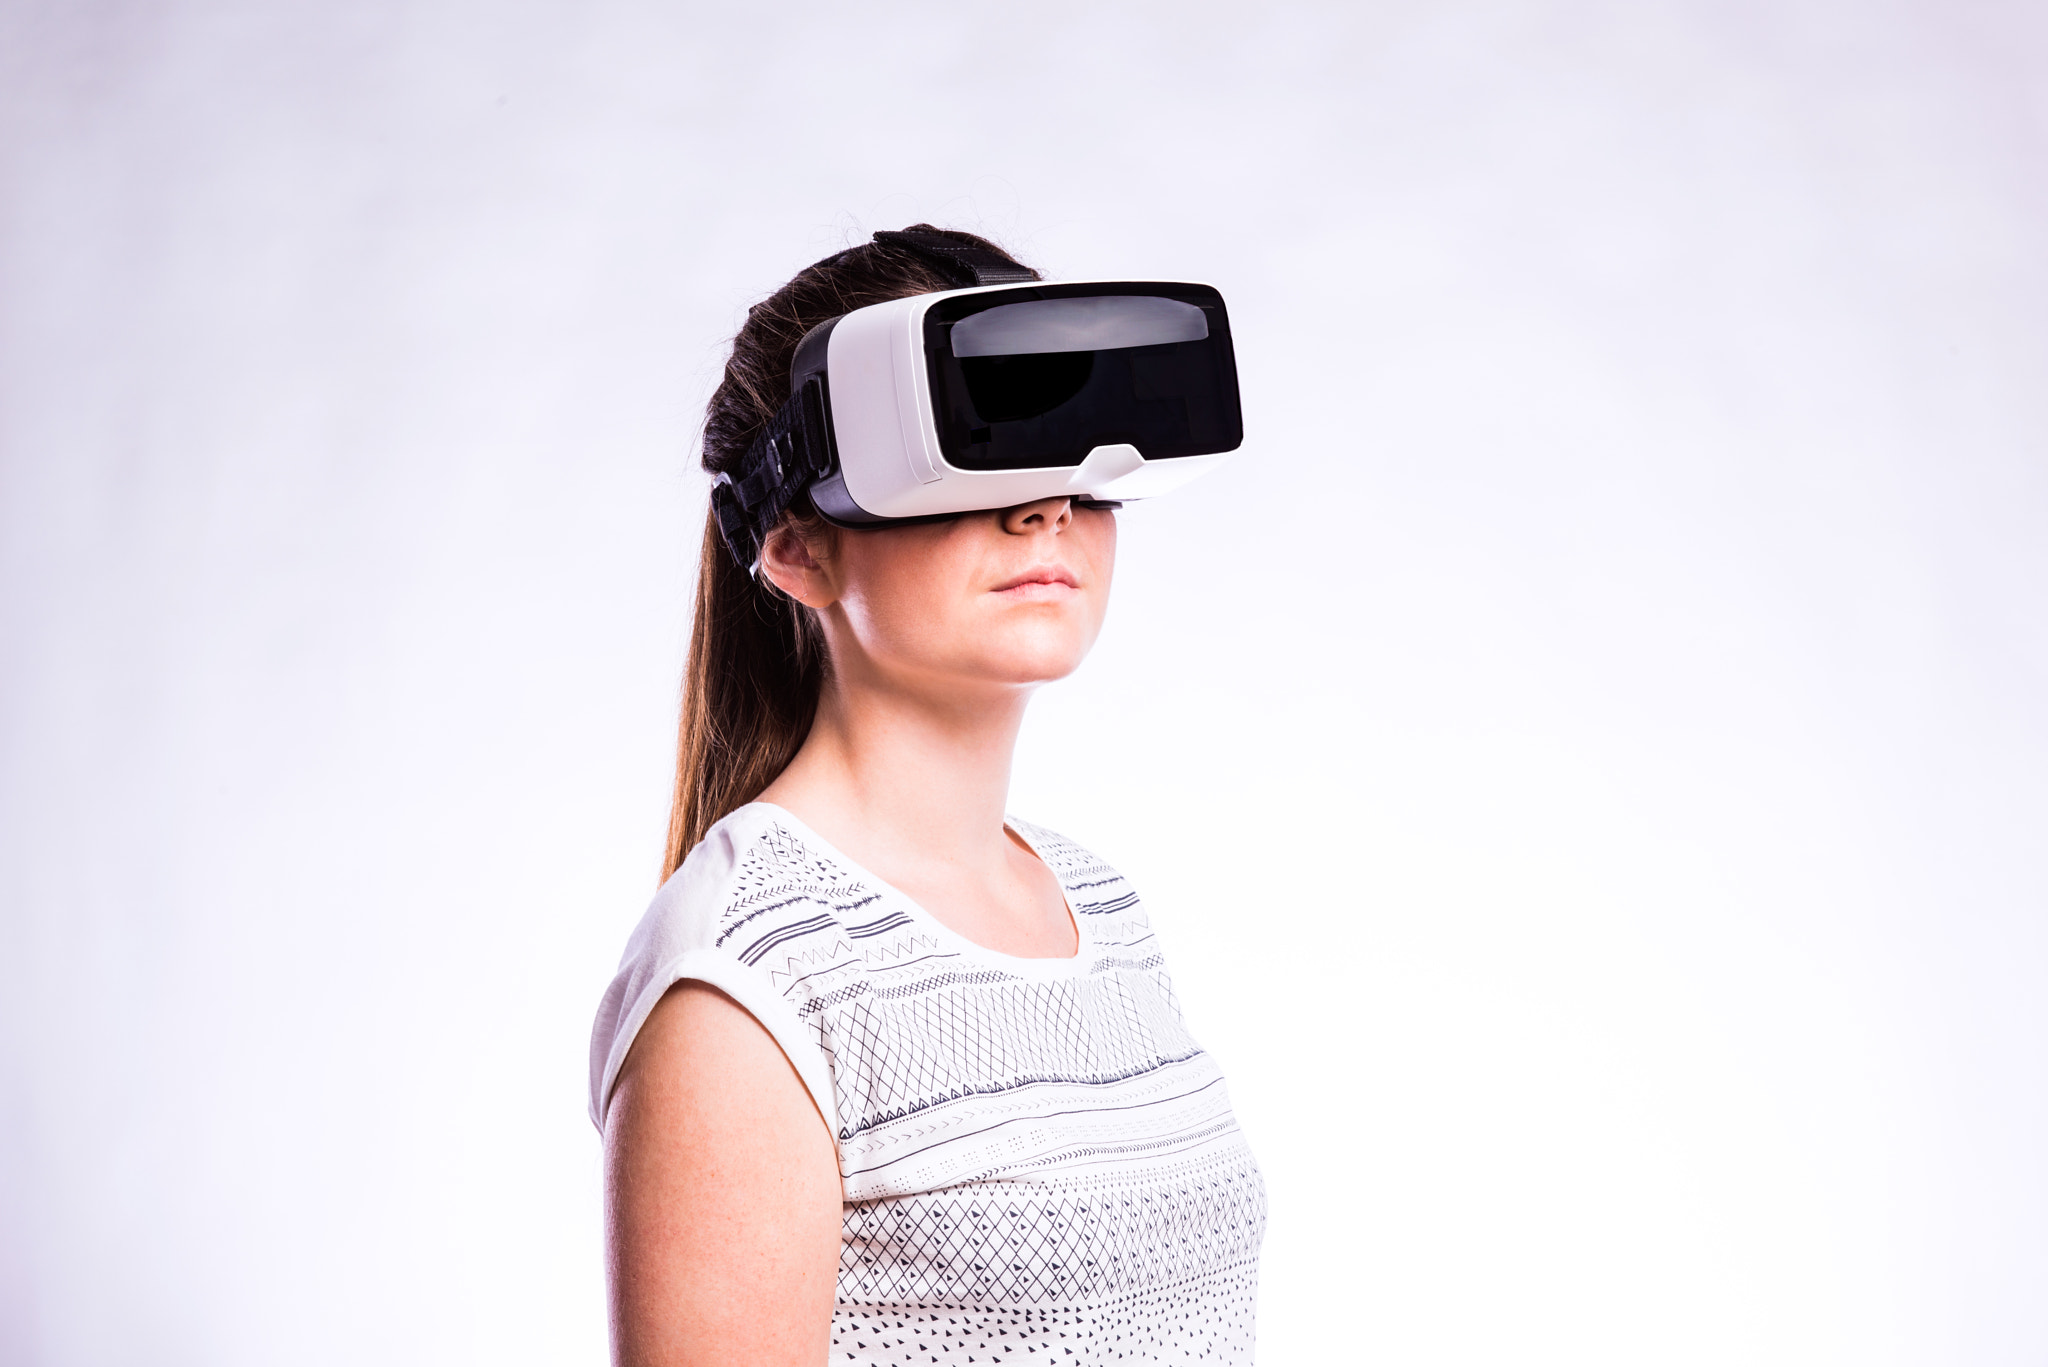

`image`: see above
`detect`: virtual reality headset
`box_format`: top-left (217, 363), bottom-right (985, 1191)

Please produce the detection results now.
top-left (712, 232), bottom-right (1244, 569)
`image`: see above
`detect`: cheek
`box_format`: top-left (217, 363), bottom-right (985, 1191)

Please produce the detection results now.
top-left (832, 530), bottom-right (982, 653)
top-left (1056, 514), bottom-right (1117, 637)
top-left (1081, 514), bottom-right (1118, 599)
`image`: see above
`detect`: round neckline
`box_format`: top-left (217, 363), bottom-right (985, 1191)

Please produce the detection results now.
top-left (744, 800), bottom-right (1092, 980)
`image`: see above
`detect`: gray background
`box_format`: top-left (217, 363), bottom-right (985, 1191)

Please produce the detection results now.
top-left (3, 0), bottom-right (2043, 1362)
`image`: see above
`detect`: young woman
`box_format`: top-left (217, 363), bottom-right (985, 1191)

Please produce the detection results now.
top-left (589, 227), bottom-right (1265, 1366)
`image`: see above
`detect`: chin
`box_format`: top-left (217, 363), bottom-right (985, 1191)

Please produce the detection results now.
top-left (965, 635), bottom-right (1095, 686)
top-left (987, 643), bottom-right (1097, 684)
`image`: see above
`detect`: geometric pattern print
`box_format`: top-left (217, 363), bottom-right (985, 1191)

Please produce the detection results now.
top-left (710, 811), bottom-right (1267, 1363)
top-left (825, 968), bottom-right (1183, 1124)
top-left (838, 1154), bottom-right (1267, 1306)
top-left (714, 818), bottom-right (1235, 1198)
top-left (830, 1260), bottom-right (1261, 1367)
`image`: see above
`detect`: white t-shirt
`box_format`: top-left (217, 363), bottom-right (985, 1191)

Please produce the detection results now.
top-left (589, 802), bottom-right (1266, 1365)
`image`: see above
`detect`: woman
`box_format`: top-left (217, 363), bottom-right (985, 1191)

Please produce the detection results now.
top-left (590, 227), bottom-right (1266, 1366)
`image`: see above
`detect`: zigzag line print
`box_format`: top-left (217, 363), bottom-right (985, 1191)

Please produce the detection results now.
top-left (857, 932), bottom-right (952, 963)
top-left (764, 940), bottom-right (860, 980)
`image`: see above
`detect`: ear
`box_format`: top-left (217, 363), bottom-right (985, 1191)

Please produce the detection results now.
top-left (758, 520), bottom-right (839, 608)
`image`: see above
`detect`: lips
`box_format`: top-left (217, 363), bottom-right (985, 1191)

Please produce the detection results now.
top-left (992, 566), bottom-right (1080, 594)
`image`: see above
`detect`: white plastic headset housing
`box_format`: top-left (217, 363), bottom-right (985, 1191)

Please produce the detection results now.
top-left (825, 281), bottom-right (1236, 520)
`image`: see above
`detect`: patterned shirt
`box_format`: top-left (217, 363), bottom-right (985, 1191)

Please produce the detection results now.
top-left (590, 802), bottom-right (1266, 1364)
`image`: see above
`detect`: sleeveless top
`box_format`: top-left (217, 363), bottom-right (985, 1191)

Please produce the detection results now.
top-left (589, 803), bottom-right (1267, 1365)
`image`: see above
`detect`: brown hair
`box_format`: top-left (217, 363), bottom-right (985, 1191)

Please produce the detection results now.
top-left (661, 227), bottom-right (1040, 879)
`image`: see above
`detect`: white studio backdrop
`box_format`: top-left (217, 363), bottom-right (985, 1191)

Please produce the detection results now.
top-left (1, 1), bottom-right (2043, 1363)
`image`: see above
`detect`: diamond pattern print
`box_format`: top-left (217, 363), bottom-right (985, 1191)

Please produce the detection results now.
top-left (841, 1156), bottom-right (1266, 1306)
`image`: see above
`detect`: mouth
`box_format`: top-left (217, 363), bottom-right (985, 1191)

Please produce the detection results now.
top-left (992, 566), bottom-right (1081, 598)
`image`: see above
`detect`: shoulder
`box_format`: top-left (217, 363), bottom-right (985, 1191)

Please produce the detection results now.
top-left (1009, 817), bottom-right (1148, 925)
top-left (588, 804), bottom-right (853, 1134)
top-left (627, 804), bottom-right (864, 966)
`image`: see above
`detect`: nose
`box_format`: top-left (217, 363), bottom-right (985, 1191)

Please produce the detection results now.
top-left (1001, 497), bottom-right (1073, 536)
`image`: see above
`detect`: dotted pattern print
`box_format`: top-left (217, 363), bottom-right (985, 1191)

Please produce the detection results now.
top-left (715, 809), bottom-right (1268, 1364)
top-left (828, 1261), bottom-right (1262, 1364)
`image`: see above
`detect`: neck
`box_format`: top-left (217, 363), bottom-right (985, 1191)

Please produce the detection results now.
top-left (763, 664), bottom-right (1031, 873)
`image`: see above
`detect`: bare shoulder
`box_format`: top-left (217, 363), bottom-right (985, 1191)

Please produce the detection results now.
top-left (604, 981), bottom-right (841, 1367)
top-left (612, 980), bottom-right (830, 1135)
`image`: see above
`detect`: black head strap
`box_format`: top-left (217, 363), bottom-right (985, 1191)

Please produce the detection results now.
top-left (711, 374), bottom-right (834, 569)
top-left (712, 228), bottom-right (1038, 568)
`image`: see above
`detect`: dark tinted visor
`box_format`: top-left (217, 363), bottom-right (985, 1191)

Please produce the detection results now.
top-left (923, 282), bottom-right (1243, 472)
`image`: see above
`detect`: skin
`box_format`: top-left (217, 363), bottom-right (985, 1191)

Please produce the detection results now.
top-left (604, 496), bottom-right (1117, 1366)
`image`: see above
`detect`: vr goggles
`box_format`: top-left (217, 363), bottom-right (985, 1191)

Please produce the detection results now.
top-left (712, 230), bottom-right (1244, 568)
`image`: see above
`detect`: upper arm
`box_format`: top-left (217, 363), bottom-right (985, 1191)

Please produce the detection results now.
top-left (602, 980), bottom-right (843, 1367)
